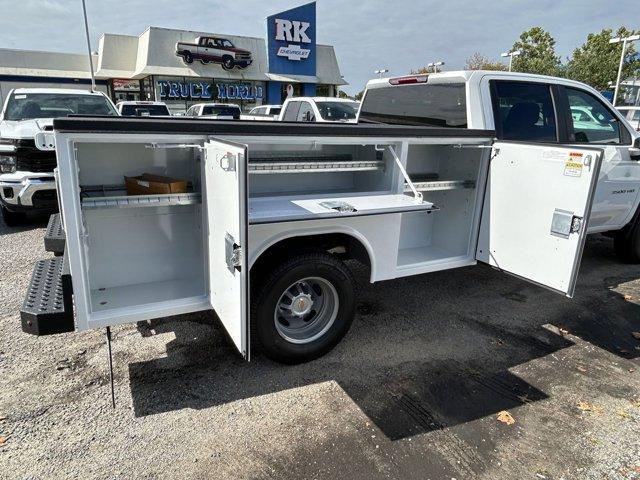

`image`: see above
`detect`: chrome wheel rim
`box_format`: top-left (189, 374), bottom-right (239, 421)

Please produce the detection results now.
top-left (274, 277), bottom-right (339, 344)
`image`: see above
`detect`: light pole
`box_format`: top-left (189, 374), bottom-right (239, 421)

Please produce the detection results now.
top-left (610, 35), bottom-right (640, 106)
top-left (374, 69), bottom-right (389, 78)
top-left (426, 61), bottom-right (444, 73)
top-left (501, 50), bottom-right (522, 72)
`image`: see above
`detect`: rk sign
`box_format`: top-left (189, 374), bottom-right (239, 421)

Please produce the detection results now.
top-left (267, 2), bottom-right (316, 76)
top-left (274, 19), bottom-right (312, 60)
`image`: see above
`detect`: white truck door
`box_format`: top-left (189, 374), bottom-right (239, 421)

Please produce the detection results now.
top-left (476, 142), bottom-right (602, 297)
top-left (204, 138), bottom-right (249, 359)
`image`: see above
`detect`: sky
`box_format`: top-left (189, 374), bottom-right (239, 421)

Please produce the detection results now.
top-left (0, 0), bottom-right (637, 95)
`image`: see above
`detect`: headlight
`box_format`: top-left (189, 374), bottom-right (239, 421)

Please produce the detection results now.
top-left (0, 155), bottom-right (16, 174)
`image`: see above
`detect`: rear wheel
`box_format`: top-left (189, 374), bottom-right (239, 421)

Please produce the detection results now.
top-left (1, 206), bottom-right (25, 227)
top-left (252, 251), bottom-right (355, 364)
top-left (614, 216), bottom-right (640, 263)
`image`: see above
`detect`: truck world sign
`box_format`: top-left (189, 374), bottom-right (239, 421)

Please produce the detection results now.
top-left (267, 2), bottom-right (316, 76)
top-left (157, 81), bottom-right (263, 101)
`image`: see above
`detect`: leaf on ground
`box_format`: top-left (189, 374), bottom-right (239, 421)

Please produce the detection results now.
top-left (623, 294), bottom-right (634, 301)
top-left (576, 365), bottom-right (587, 373)
top-left (497, 410), bottom-right (515, 425)
top-left (632, 332), bottom-right (640, 341)
top-left (0, 437), bottom-right (6, 446)
top-left (616, 409), bottom-right (631, 419)
top-left (577, 401), bottom-right (603, 414)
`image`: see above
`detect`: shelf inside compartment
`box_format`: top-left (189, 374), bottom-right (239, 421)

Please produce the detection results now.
top-left (249, 154), bottom-right (385, 174)
top-left (82, 192), bottom-right (201, 210)
top-left (91, 278), bottom-right (205, 312)
top-left (249, 193), bottom-right (437, 224)
top-left (405, 179), bottom-right (477, 192)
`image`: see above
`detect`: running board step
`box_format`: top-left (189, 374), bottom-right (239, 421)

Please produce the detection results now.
top-left (44, 213), bottom-right (65, 255)
top-left (21, 255), bottom-right (74, 335)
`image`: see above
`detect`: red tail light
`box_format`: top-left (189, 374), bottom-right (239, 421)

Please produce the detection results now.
top-left (389, 75), bottom-right (429, 85)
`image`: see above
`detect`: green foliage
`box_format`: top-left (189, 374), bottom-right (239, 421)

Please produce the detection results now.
top-left (511, 27), bottom-right (562, 76)
top-left (465, 53), bottom-right (508, 71)
top-left (566, 27), bottom-right (640, 91)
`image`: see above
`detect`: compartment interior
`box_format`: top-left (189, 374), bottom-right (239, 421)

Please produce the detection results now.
top-left (397, 144), bottom-right (486, 267)
top-left (74, 140), bottom-right (207, 314)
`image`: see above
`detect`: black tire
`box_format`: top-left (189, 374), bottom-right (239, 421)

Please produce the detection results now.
top-left (182, 52), bottom-right (193, 64)
top-left (1, 207), bottom-right (25, 227)
top-left (221, 56), bottom-right (235, 70)
top-left (251, 251), bottom-right (355, 365)
top-left (614, 215), bottom-right (640, 263)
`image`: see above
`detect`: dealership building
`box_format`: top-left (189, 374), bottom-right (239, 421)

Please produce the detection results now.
top-left (0, 2), bottom-right (346, 113)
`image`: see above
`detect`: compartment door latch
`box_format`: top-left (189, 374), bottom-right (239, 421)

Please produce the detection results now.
top-left (550, 209), bottom-right (583, 239)
top-left (225, 233), bottom-right (242, 273)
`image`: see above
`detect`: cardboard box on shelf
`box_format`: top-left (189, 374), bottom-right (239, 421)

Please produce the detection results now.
top-left (124, 174), bottom-right (188, 196)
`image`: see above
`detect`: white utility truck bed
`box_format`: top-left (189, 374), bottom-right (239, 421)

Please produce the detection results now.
top-left (21, 116), bottom-right (603, 365)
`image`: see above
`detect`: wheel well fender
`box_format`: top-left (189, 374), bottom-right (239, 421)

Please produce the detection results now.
top-left (250, 228), bottom-right (376, 282)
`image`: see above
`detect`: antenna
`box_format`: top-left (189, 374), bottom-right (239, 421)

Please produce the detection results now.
top-left (81, 0), bottom-right (97, 92)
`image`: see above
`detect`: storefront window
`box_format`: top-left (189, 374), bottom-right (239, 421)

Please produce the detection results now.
top-left (316, 84), bottom-right (334, 97)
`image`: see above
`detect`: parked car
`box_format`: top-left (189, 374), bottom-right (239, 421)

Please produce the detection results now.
top-left (0, 88), bottom-right (118, 225)
top-left (185, 103), bottom-right (242, 119)
top-left (241, 104), bottom-right (282, 121)
top-left (175, 36), bottom-right (252, 70)
top-left (116, 101), bottom-right (171, 117)
top-left (617, 106), bottom-right (640, 131)
top-left (279, 97), bottom-right (360, 123)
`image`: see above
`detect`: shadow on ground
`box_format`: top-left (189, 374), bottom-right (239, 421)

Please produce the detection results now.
top-left (128, 236), bottom-right (640, 441)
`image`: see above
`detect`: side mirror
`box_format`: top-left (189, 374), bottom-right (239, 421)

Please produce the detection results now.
top-left (634, 137), bottom-right (640, 148)
top-left (630, 137), bottom-right (640, 161)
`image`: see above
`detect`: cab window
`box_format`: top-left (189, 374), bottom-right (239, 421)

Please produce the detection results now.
top-left (491, 81), bottom-right (558, 142)
top-left (565, 88), bottom-right (624, 144)
top-left (282, 102), bottom-right (301, 122)
top-left (297, 102), bottom-right (315, 122)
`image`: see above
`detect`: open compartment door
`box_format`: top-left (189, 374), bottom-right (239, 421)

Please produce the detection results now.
top-left (204, 138), bottom-right (249, 359)
top-left (476, 142), bottom-right (602, 297)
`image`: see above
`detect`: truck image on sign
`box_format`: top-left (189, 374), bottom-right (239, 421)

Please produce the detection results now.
top-left (175, 36), bottom-right (253, 70)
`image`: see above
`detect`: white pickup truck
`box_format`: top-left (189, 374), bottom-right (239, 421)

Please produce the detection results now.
top-left (0, 88), bottom-right (118, 225)
top-left (279, 97), bottom-right (360, 123)
top-left (19, 71), bottom-right (640, 368)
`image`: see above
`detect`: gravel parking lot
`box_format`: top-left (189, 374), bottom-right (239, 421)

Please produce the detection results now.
top-left (1, 216), bottom-right (639, 480)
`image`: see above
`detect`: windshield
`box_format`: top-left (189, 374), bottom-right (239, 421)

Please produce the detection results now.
top-left (316, 102), bottom-right (359, 121)
top-left (359, 83), bottom-right (467, 127)
top-left (120, 104), bottom-right (170, 117)
top-left (202, 105), bottom-right (241, 118)
top-left (4, 92), bottom-right (117, 120)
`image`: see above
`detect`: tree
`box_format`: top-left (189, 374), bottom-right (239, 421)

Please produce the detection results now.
top-left (337, 89), bottom-right (353, 99)
top-left (566, 27), bottom-right (640, 91)
top-left (412, 65), bottom-right (442, 74)
top-left (465, 53), bottom-right (508, 71)
top-left (511, 27), bottom-right (561, 76)
top-left (354, 90), bottom-right (365, 101)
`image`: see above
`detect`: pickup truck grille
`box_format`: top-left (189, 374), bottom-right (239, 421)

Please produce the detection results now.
top-left (15, 139), bottom-right (57, 173)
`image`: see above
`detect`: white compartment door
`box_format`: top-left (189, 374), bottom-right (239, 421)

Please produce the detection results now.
top-left (204, 138), bottom-right (249, 359)
top-left (476, 142), bottom-right (602, 297)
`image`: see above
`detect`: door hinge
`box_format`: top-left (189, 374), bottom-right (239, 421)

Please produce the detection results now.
top-left (219, 153), bottom-right (237, 172)
top-left (225, 233), bottom-right (242, 273)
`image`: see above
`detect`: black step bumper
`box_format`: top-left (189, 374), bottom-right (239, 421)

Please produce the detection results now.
top-left (20, 254), bottom-right (74, 335)
top-left (44, 213), bottom-right (65, 256)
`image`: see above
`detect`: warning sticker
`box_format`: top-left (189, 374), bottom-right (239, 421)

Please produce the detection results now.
top-left (564, 161), bottom-right (583, 177)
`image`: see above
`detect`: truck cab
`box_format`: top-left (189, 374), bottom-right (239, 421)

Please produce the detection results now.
top-left (360, 71), bottom-right (640, 261)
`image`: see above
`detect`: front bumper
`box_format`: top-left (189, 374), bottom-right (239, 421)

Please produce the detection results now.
top-left (0, 172), bottom-right (56, 210)
top-left (236, 59), bottom-right (253, 68)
